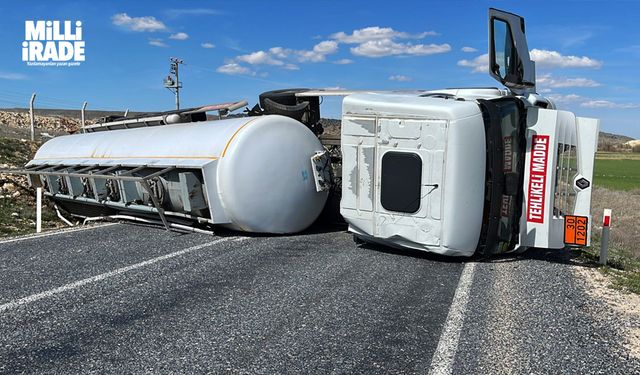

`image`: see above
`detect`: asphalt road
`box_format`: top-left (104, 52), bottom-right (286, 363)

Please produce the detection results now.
top-left (0, 223), bottom-right (637, 374)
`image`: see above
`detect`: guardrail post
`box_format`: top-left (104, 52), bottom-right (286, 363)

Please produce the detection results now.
top-left (29, 93), bottom-right (36, 141)
top-left (36, 187), bottom-right (42, 233)
top-left (599, 209), bottom-right (612, 265)
top-left (81, 101), bottom-right (88, 133)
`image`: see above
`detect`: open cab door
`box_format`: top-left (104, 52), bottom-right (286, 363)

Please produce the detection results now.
top-left (489, 8), bottom-right (536, 95)
top-left (488, 9), bottom-right (600, 251)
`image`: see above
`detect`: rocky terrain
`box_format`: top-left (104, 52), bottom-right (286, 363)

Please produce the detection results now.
top-left (0, 137), bottom-right (61, 236)
top-left (0, 111), bottom-right (81, 137)
top-left (0, 108), bottom-right (145, 139)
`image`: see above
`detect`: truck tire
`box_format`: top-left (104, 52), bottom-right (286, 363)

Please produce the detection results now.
top-left (258, 89), bottom-right (322, 133)
top-left (259, 88), bottom-right (310, 109)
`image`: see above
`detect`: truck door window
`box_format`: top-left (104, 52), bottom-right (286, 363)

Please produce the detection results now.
top-left (380, 152), bottom-right (422, 213)
top-left (489, 9), bottom-right (536, 92)
top-left (491, 19), bottom-right (514, 81)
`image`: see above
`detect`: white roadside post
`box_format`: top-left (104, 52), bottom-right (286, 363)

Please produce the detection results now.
top-left (81, 101), bottom-right (88, 133)
top-left (599, 209), bottom-right (612, 265)
top-left (29, 93), bottom-right (36, 141)
top-left (36, 187), bottom-right (42, 233)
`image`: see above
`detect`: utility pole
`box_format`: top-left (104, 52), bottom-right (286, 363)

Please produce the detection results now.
top-left (164, 57), bottom-right (184, 110)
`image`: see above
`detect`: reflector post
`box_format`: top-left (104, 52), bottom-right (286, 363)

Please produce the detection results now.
top-left (600, 209), bottom-right (612, 265)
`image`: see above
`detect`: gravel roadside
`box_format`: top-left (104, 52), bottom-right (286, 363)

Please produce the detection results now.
top-left (453, 248), bottom-right (640, 374)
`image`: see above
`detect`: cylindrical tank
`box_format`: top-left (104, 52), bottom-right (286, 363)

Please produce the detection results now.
top-left (28, 115), bottom-right (329, 234)
top-left (215, 115), bottom-right (328, 233)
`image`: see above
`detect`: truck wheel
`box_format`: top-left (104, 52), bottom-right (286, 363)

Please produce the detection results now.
top-left (259, 88), bottom-right (310, 109)
top-left (258, 89), bottom-right (321, 132)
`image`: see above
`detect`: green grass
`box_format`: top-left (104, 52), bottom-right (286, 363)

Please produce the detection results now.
top-left (593, 158), bottom-right (640, 191)
top-left (583, 230), bottom-right (640, 294)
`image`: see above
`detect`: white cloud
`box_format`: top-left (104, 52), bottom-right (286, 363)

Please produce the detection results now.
top-left (169, 32), bottom-right (189, 40)
top-left (236, 50), bottom-right (284, 66)
top-left (559, 32), bottom-right (594, 49)
top-left (229, 40), bottom-right (338, 73)
top-left (313, 40), bottom-right (338, 54)
top-left (216, 63), bottom-right (255, 76)
top-left (166, 8), bottom-right (221, 17)
top-left (330, 26), bottom-right (447, 58)
top-left (530, 49), bottom-right (602, 68)
top-left (581, 100), bottom-right (640, 109)
top-left (389, 74), bottom-right (412, 82)
top-left (148, 38), bottom-right (167, 47)
top-left (111, 13), bottom-right (167, 32)
top-left (548, 94), bottom-right (640, 109)
top-left (537, 73), bottom-right (600, 88)
top-left (461, 46), bottom-right (477, 53)
top-left (547, 94), bottom-right (586, 104)
top-left (296, 51), bottom-right (318, 62)
top-left (457, 53), bottom-right (489, 73)
top-left (296, 40), bottom-right (338, 62)
top-left (219, 26), bottom-right (445, 74)
top-left (266, 41), bottom-right (339, 63)
top-left (268, 47), bottom-right (289, 59)
top-left (459, 49), bottom-right (603, 74)
top-left (0, 72), bottom-right (27, 80)
top-left (330, 27), bottom-right (437, 44)
top-left (201, 42), bottom-right (215, 49)
top-left (351, 39), bottom-right (451, 57)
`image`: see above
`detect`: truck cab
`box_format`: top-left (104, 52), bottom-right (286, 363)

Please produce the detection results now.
top-left (340, 9), bottom-right (599, 256)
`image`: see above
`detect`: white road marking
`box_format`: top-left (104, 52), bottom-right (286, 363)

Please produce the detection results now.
top-left (0, 236), bottom-right (244, 313)
top-left (428, 262), bottom-right (476, 375)
top-left (0, 223), bottom-right (119, 245)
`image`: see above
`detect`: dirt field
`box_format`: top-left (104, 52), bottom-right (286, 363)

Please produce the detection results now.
top-left (591, 187), bottom-right (640, 257)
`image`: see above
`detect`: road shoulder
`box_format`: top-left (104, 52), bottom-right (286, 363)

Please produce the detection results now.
top-left (573, 265), bottom-right (640, 360)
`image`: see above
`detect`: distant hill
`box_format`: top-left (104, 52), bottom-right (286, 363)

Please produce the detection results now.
top-left (598, 131), bottom-right (636, 151)
top-left (600, 131), bottom-right (634, 144)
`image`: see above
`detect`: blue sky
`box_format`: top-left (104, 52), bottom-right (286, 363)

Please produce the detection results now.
top-left (1, 0), bottom-right (639, 138)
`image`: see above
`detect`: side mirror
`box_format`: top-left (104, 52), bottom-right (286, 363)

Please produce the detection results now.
top-left (488, 8), bottom-right (536, 93)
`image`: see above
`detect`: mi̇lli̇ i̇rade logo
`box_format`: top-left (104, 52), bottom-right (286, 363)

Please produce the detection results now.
top-left (22, 20), bottom-right (84, 66)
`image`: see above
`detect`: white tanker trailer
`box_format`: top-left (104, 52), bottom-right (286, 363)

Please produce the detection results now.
top-left (10, 8), bottom-right (599, 257)
top-left (23, 114), bottom-right (330, 234)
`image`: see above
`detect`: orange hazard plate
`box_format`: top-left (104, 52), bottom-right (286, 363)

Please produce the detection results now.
top-left (564, 215), bottom-right (588, 246)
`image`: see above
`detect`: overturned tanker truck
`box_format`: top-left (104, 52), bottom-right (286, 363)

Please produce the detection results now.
top-left (15, 9), bottom-right (598, 256)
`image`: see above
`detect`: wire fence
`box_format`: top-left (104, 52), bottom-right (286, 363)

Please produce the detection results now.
top-left (0, 89), bottom-right (127, 112)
